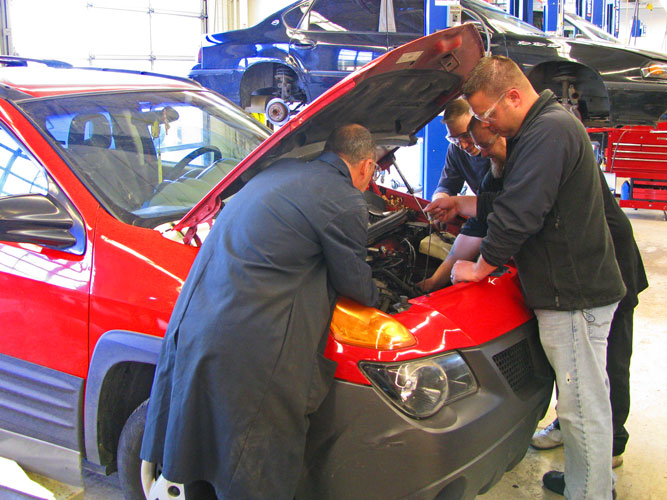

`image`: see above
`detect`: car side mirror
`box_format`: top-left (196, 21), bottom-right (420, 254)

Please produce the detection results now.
top-left (0, 194), bottom-right (77, 249)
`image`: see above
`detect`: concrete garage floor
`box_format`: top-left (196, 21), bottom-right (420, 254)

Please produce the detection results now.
top-left (14, 207), bottom-right (667, 500)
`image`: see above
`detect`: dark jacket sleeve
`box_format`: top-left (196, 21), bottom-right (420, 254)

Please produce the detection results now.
top-left (480, 123), bottom-right (574, 267)
top-left (320, 206), bottom-right (378, 307)
top-left (598, 169), bottom-right (648, 307)
top-left (433, 144), bottom-right (465, 196)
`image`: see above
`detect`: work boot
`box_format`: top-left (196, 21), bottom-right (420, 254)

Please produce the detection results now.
top-left (542, 471), bottom-right (566, 495)
top-left (542, 471), bottom-right (617, 499)
top-left (531, 419), bottom-right (563, 449)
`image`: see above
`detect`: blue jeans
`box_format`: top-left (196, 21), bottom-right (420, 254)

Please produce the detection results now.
top-left (535, 302), bottom-right (619, 500)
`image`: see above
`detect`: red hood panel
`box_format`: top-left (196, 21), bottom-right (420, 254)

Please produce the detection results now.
top-left (176, 23), bottom-right (484, 231)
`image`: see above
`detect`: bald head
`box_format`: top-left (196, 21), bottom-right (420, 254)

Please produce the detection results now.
top-left (324, 124), bottom-right (375, 165)
top-left (324, 124), bottom-right (377, 191)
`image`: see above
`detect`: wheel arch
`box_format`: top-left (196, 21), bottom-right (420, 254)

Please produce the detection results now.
top-left (84, 330), bottom-right (161, 471)
top-left (239, 61), bottom-right (308, 109)
top-left (526, 59), bottom-right (611, 125)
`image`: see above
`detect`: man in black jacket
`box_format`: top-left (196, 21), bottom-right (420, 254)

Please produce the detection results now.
top-left (467, 119), bottom-right (648, 474)
top-left (426, 56), bottom-right (626, 500)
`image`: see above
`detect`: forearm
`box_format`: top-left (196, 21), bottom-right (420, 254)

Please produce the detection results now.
top-left (422, 235), bottom-right (483, 290)
top-left (425, 195), bottom-right (478, 223)
top-left (472, 254), bottom-right (496, 280)
top-left (454, 196), bottom-right (478, 218)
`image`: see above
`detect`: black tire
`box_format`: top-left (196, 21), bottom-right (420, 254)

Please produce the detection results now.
top-left (117, 399), bottom-right (150, 500)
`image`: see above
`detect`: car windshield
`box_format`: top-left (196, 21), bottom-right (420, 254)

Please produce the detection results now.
top-left (19, 90), bottom-right (270, 227)
top-left (464, 0), bottom-right (546, 36)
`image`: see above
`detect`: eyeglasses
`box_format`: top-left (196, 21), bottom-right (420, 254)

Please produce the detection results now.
top-left (473, 90), bottom-right (509, 123)
top-left (473, 133), bottom-right (500, 151)
top-left (372, 162), bottom-right (383, 181)
top-left (445, 130), bottom-right (473, 147)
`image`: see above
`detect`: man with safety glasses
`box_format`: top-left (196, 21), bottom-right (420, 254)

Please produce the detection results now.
top-left (432, 98), bottom-right (490, 202)
top-left (418, 99), bottom-right (491, 290)
top-left (420, 118), bottom-right (504, 291)
top-left (425, 56), bottom-right (626, 500)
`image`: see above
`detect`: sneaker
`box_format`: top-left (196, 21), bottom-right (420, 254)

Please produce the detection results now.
top-left (612, 454), bottom-right (623, 469)
top-left (531, 420), bottom-right (563, 449)
top-left (542, 471), bottom-right (617, 499)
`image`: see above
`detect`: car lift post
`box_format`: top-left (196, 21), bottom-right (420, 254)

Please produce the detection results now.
top-left (543, 0), bottom-right (565, 35)
top-left (420, 0), bottom-right (461, 200)
top-left (509, 0), bottom-right (533, 25)
top-left (580, 0), bottom-right (620, 37)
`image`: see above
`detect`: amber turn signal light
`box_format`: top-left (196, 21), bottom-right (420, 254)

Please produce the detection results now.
top-left (330, 297), bottom-right (416, 350)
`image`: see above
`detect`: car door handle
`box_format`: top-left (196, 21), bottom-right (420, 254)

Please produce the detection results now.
top-left (291, 39), bottom-right (316, 49)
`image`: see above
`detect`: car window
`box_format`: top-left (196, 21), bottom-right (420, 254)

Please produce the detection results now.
top-left (393, 0), bottom-right (424, 34)
top-left (19, 90), bottom-right (269, 227)
top-left (565, 14), bottom-right (619, 43)
top-left (464, 0), bottom-right (546, 36)
top-left (563, 19), bottom-right (577, 39)
top-left (0, 125), bottom-right (48, 198)
top-left (303, 0), bottom-right (381, 32)
top-left (284, 1), bottom-right (311, 29)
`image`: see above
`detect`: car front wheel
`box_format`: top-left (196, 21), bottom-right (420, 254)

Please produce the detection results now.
top-left (117, 399), bottom-right (150, 500)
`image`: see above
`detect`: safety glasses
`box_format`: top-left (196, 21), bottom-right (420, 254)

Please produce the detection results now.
top-left (473, 90), bottom-right (509, 123)
top-left (473, 133), bottom-right (500, 151)
top-left (445, 130), bottom-right (473, 147)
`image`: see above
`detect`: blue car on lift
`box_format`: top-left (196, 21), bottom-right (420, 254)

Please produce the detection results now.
top-left (189, 0), bottom-right (667, 127)
top-left (189, 0), bottom-right (423, 125)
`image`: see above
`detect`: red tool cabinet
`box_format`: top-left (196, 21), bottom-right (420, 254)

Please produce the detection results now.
top-left (589, 121), bottom-right (667, 215)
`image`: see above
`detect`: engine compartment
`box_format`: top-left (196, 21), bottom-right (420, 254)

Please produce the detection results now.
top-left (365, 190), bottom-right (454, 314)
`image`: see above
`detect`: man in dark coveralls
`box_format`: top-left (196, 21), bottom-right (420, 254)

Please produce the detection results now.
top-left (425, 56), bottom-right (626, 499)
top-left (140, 124), bottom-right (379, 499)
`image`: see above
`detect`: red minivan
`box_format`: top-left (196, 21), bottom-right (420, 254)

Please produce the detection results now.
top-left (0, 24), bottom-right (552, 500)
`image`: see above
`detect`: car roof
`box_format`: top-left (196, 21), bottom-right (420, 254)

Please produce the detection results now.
top-left (0, 64), bottom-right (202, 100)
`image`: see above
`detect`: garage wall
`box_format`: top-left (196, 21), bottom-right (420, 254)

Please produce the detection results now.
top-left (7, 0), bottom-right (206, 76)
top-left (248, 0), bottom-right (293, 26)
top-left (618, 4), bottom-right (667, 51)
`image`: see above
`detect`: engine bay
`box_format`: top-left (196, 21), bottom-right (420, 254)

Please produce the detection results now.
top-left (365, 190), bottom-right (455, 314)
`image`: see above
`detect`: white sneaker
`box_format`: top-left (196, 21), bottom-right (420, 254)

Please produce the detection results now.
top-left (531, 420), bottom-right (563, 449)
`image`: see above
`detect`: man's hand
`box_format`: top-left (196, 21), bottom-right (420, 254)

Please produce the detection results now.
top-left (450, 255), bottom-right (497, 284)
top-left (425, 197), bottom-right (460, 224)
top-left (450, 260), bottom-right (478, 284)
top-left (426, 195), bottom-right (479, 223)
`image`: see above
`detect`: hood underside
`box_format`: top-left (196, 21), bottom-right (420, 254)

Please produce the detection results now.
top-left (176, 23), bottom-right (484, 231)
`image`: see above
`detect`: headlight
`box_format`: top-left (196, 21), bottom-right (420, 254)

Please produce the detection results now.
top-left (641, 61), bottom-right (667, 80)
top-left (359, 353), bottom-right (478, 419)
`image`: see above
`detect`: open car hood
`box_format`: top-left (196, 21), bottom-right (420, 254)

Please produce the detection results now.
top-left (176, 23), bottom-right (484, 231)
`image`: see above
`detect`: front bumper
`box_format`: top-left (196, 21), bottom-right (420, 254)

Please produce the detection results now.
top-left (296, 319), bottom-right (553, 500)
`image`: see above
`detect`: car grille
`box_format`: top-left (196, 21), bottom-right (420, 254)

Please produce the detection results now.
top-left (492, 339), bottom-right (534, 394)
